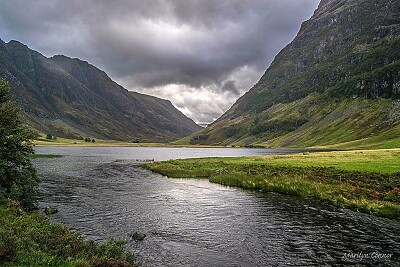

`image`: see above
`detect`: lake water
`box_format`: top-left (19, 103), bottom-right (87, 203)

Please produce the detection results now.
top-left (33, 147), bottom-right (399, 266)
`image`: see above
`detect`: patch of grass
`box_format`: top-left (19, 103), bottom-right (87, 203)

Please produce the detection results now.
top-left (142, 149), bottom-right (400, 219)
top-left (257, 149), bottom-right (400, 174)
top-left (143, 158), bottom-right (227, 178)
top-left (0, 199), bottom-right (136, 267)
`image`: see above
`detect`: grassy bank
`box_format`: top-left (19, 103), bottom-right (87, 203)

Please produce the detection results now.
top-left (0, 200), bottom-right (136, 266)
top-left (142, 149), bottom-right (400, 219)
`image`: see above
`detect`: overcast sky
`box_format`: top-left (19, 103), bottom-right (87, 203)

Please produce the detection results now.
top-left (0, 0), bottom-right (320, 124)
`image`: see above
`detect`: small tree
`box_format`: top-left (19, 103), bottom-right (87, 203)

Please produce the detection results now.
top-left (46, 133), bottom-right (53, 140)
top-left (0, 79), bottom-right (39, 210)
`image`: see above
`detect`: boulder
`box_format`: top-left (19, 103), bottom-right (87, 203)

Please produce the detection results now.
top-left (130, 231), bottom-right (146, 241)
top-left (44, 206), bottom-right (58, 215)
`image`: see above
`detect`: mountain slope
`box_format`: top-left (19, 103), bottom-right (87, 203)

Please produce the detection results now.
top-left (187, 0), bottom-right (400, 148)
top-left (0, 39), bottom-right (200, 141)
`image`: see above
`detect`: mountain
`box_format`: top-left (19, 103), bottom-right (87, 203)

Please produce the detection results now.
top-left (0, 39), bottom-right (201, 141)
top-left (186, 0), bottom-right (400, 149)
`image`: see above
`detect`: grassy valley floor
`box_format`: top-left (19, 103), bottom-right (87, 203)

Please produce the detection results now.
top-left (33, 136), bottom-right (222, 148)
top-left (142, 149), bottom-right (400, 219)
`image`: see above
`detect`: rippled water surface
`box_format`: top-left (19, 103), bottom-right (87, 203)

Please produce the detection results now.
top-left (33, 147), bottom-right (399, 266)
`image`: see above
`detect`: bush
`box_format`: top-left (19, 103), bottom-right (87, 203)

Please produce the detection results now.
top-left (224, 125), bottom-right (240, 138)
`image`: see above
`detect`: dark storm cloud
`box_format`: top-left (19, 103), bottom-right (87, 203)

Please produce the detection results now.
top-left (222, 80), bottom-right (240, 95)
top-left (0, 0), bottom-right (320, 123)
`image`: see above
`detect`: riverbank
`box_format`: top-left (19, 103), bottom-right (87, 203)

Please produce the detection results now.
top-left (142, 149), bottom-right (400, 219)
top-left (0, 200), bottom-right (136, 266)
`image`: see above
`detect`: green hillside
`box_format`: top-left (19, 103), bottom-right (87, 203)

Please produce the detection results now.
top-left (186, 0), bottom-right (400, 148)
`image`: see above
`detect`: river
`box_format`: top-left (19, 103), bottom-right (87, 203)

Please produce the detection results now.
top-left (33, 146), bottom-right (399, 266)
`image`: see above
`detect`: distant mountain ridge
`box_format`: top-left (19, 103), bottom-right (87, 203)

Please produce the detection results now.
top-left (0, 39), bottom-right (201, 141)
top-left (185, 0), bottom-right (400, 149)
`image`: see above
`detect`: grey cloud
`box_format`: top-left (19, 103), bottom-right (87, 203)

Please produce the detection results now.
top-left (0, 0), bottom-right (320, 123)
top-left (222, 80), bottom-right (240, 95)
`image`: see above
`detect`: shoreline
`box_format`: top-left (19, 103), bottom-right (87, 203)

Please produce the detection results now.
top-left (141, 149), bottom-right (400, 220)
top-left (33, 140), bottom-right (224, 148)
top-left (33, 140), bottom-right (341, 152)
top-left (0, 200), bottom-right (136, 266)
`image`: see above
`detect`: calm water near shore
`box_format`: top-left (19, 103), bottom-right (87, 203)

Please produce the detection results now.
top-left (33, 147), bottom-right (399, 266)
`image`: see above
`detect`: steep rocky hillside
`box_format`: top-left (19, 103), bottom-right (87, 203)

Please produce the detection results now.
top-left (186, 0), bottom-right (400, 148)
top-left (0, 39), bottom-right (200, 141)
